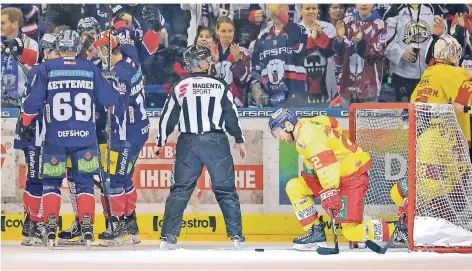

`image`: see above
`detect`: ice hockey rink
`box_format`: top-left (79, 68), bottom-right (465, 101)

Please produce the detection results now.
top-left (2, 241), bottom-right (472, 270)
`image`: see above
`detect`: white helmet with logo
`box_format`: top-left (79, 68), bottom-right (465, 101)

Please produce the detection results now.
top-left (433, 34), bottom-right (462, 64)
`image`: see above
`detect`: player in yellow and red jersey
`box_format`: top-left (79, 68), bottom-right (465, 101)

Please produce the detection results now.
top-left (411, 34), bottom-right (471, 144)
top-left (269, 108), bottom-right (407, 250)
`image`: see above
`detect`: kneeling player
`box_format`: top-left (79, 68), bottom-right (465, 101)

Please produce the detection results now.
top-left (16, 33), bottom-right (60, 246)
top-left (92, 31), bottom-right (148, 246)
top-left (20, 30), bottom-right (119, 248)
top-left (269, 109), bottom-right (407, 251)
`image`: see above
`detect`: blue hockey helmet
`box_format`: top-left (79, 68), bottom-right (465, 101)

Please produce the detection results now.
top-left (56, 30), bottom-right (81, 54)
top-left (268, 108), bottom-right (298, 138)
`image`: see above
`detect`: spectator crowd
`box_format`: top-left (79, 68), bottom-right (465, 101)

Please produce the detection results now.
top-left (2, 4), bottom-right (471, 109)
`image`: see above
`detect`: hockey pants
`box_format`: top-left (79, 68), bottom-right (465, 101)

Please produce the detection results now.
top-left (161, 132), bottom-right (242, 237)
top-left (100, 140), bottom-right (140, 218)
top-left (286, 172), bottom-right (395, 242)
top-left (40, 142), bottom-right (98, 224)
top-left (23, 146), bottom-right (43, 222)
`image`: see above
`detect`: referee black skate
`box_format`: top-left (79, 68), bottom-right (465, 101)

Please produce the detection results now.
top-left (156, 45), bottom-right (246, 250)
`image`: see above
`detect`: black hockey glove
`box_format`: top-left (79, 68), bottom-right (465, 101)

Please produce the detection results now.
top-left (16, 115), bottom-right (35, 141)
top-left (142, 5), bottom-right (165, 32)
top-left (1, 38), bottom-right (24, 55)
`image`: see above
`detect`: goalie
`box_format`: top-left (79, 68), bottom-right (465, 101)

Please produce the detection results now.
top-left (269, 109), bottom-right (407, 251)
top-left (390, 108), bottom-right (468, 226)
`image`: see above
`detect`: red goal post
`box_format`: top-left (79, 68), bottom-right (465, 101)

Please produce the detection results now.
top-left (349, 103), bottom-right (472, 253)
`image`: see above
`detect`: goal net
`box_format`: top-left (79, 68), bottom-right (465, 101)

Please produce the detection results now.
top-left (349, 103), bottom-right (472, 253)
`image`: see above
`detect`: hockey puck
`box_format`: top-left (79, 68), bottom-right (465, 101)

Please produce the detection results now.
top-left (255, 248), bottom-right (264, 252)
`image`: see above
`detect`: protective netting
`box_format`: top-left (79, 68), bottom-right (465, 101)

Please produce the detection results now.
top-left (352, 103), bottom-right (472, 248)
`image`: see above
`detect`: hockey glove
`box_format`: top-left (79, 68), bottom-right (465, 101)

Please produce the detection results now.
top-left (1, 38), bottom-right (24, 55)
top-left (16, 114), bottom-right (35, 141)
top-left (142, 5), bottom-right (165, 32)
top-left (320, 188), bottom-right (342, 218)
top-left (397, 197), bottom-right (408, 223)
top-left (102, 71), bottom-right (124, 95)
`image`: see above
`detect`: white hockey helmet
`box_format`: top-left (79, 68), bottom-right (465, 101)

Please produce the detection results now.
top-left (433, 34), bottom-right (462, 65)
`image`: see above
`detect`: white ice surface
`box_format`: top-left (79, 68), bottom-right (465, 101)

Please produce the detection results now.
top-left (414, 216), bottom-right (472, 247)
top-left (2, 241), bottom-right (472, 270)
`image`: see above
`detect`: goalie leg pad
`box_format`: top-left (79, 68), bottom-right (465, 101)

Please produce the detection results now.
top-left (342, 220), bottom-right (394, 242)
top-left (286, 177), bottom-right (319, 231)
top-left (336, 173), bottom-right (369, 224)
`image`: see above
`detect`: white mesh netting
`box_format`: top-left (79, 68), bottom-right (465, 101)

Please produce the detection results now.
top-left (353, 103), bottom-right (472, 248)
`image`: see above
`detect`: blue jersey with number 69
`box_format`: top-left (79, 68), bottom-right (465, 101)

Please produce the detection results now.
top-left (23, 56), bottom-right (119, 147)
top-left (112, 56), bottom-right (149, 146)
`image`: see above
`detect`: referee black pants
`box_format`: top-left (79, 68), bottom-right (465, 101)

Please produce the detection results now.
top-left (161, 131), bottom-right (242, 237)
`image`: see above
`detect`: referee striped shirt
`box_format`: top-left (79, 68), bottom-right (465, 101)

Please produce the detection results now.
top-left (157, 73), bottom-right (245, 147)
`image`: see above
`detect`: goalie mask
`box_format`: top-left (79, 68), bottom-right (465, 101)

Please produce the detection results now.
top-left (92, 31), bottom-right (119, 69)
top-left (433, 34), bottom-right (462, 65)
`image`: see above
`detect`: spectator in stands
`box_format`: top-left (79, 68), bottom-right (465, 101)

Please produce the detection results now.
top-left (251, 4), bottom-right (311, 107)
top-left (212, 17), bottom-right (252, 107)
top-left (156, 4), bottom-right (190, 39)
top-left (333, 4), bottom-right (387, 106)
top-left (384, 4), bottom-right (446, 102)
top-left (299, 4), bottom-right (336, 104)
top-left (1, 4), bottom-right (40, 41)
top-left (44, 4), bottom-right (83, 33)
top-left (323, 4), bottom-right (346, 26)
top-left (450, 4), bottom-right (472, 76)
top-left (182, 4), bottom-right (233, 46)
top-left (1, 7), bottom-right (39, 107)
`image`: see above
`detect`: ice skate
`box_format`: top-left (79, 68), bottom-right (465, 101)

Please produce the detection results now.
top-left (293, 222), bottom-right (327, 251)
top-left (122, 211), bottom-right (141, 245)
top-left (230, 235), bottom-right (245, 250)
top-left (29, 221), bottom-right (46, 246)
top-left (58, 218), bottom-right (83, 245)
top-left (393, 221), bottom-right (408, 244)
top-left (21, 213), bottom-right (33, 246)
top-left (159, 234), bottom-right (177, 250)
top-left (81, 215), bottom-right (94, 249)
top-left (44, 215), bottom-right (58, 249)
top-left (98, 216), bottom-right (123, 247)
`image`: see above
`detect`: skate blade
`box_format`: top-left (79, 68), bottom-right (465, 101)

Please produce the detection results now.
top-left (159, 241), bottom-right (176, 250)
top-left (293, 242), bottom-right (327, 251)
top-left (57, 237), bottom-right (85, 246)
top-left (122, 235), bottom-right (141, 245)
top-left (47, 239), bottom-right (55, 250)
top-left (99, 239), bottom-right (123, 247)
top-left (21, 237), bottom-right (33, 246)
top-left (233, 240), bottom-right (244, 250)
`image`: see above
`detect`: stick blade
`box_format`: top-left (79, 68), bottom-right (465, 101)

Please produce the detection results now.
top-left (365, 240), bottom-right (385, 254)
top-left (316, 247), bottom-right (339, 255)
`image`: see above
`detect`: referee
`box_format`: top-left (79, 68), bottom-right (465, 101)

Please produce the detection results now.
top-left (156, 45), bottom-right (247, 250)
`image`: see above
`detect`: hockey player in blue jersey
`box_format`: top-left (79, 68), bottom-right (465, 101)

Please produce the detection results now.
top-left (19, 30), bottom-right (120, 249)
top-left (15, 33), bottom-right (60, 247)
top-left (92, 31), bottom-right (149, 246)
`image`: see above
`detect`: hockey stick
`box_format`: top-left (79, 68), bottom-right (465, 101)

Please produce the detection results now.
top-left (98, 4), bottom-right (116, 232)
top-left (365, 213), bottom-right (406, 254)
top-left (316, 209), bottom-right (339, 255)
